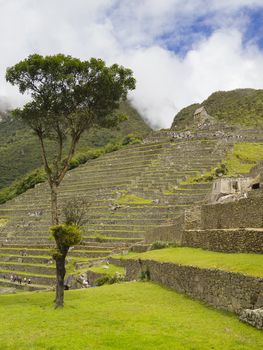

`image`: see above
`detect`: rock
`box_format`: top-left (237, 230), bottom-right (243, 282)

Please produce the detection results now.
top-left (0, 287), bottom-right (16, 294)
top-left (239, 308), bottom-right (263, 330)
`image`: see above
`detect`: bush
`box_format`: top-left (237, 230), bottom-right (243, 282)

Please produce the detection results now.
top-left (122, 133), bottom-right (142, 145)
top-left (150, 241), bottom-right (169, 250)
top-left (50, 224), bottom-right (82, 249)
top-left (140, 268), bottom-right (151, 281)
top-left (95, 274), bottom-right (125, 286)
top-left (0, 168), bottom-right (46, 204)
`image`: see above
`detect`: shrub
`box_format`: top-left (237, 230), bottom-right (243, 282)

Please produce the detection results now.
top-left (50, 224), bottom-right (82, 250)
top-left (122, 133), bottom-right (142, 145)
top-left (0, 168), bottom-right (46, 204)
top-left (140, 268), bottom-right (151, 281)
top-left (95, 274), bottom-right (125, 286)
top-left (150, 241), bottom-right (169, 250)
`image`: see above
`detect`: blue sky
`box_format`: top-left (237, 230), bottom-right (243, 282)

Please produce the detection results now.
top-left (243, 7), bottom-right (263, 48)
top-left (0, 0), bottom-right (263, 128)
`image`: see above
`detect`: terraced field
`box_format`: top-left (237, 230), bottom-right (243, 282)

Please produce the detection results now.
top-left (0, 136), bottom-right (230, 290)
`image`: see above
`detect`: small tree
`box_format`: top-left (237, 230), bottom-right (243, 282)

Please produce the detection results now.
top-left (51, 223), bottom-right (81, 308)
top-left (50, 196), bottom-right (89, 308)
top-left (6, 54), bottom-right (136, 307)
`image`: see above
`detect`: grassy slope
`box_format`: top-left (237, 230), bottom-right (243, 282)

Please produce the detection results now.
top-left (0, 101), bottom-right (151, 190)
top-left (183, 142), bottom-right (263, 184)
top-left (172, 88), bottom-right (263, 129)
top-left (89, 264), bottom-right (125, 276)
top-left (115, 247), bottom-right (263, 277)
top-left (0, 282), bottom-right (262, 350)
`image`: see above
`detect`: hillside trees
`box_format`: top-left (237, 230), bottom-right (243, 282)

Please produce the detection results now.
top-left (6, 53), bottom-right (136, 307)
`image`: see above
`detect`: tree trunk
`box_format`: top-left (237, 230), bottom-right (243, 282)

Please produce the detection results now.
top-left (54, 254), bottom-right (66, 308)
top-left (50, 184), bottom-right (59, 225)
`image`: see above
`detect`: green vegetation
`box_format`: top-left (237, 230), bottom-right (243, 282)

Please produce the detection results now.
top-left (172, 88), bottom-right (263, 128)
top-left (117, 193), bottom-right (153, 205)
top-left (0, 219), bottom-right (8, 227)
top-left (225, 142), bottom-right (263, 175)
top-left (0, 168), bottom-right (46, 204)
top-left (0, 101), bottom-right (151, 191)
top-left (89, 264), bottom-right (125, 276)
top-left (182, 142), bottom-right (263, 184)
top-left (0, 282), bottom-right (262, 349)
top-left (0, 130), bottom-right (151, 205)
top-left (115, 247), bottom-right (263, 277)
top-left (150, 241), bottom-right (169, 250)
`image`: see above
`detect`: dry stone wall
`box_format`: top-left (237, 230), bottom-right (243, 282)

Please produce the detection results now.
top-left (123, 258), bottom-right (263, 314)
top-left (182, 228), bottom-right (263, 253)
top-left (201, 193), bottom-right (263, 229)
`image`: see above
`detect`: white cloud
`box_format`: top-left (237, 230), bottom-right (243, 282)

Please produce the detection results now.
top-left (0, 0), bottom-right (263, 127)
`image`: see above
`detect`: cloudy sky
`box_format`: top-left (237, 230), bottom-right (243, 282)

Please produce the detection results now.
top-left (1, 0), bottom-right (263, 128)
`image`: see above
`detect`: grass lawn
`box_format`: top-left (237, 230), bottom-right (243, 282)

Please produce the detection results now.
top-left (115, 247), bottom-right (263, 277)
top-left (0, 282), bottom-right (262, 350)
top-left (89, 264), bottom-right (125, 276)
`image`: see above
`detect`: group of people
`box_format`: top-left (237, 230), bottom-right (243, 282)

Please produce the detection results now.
top-left (9, 274), bottom-right (31, 285)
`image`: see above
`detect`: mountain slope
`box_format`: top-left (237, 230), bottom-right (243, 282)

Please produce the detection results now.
top-left (0, 101), bottom-right (151, 189)
top-left (172, 89), bottom-right (263, 129)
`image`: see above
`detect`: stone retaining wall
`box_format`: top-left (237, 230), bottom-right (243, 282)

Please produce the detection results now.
top-left (201, 195), bottom-right (263, 229)
top-left (144, 223), bottom-right (183, 244)
top-left (123, 258), bottom-right (263, 314)
top-left (182, 228), bottom-right (263, 253)
top-left (86, 270), bottom-right (105, 286)
top-left (145, 207), bottom-right (201, 244)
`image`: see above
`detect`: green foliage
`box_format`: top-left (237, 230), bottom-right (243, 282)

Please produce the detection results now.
top-left (50, 224), bottom-right (82, 249)
top-left (0, 102), bottom-right (150, 191)
top-left (6, 54), bottom-right (136, 131)
top-left (95, 273), bottom-right (125, 286)
top-left (172, 88), bottom-right (263, 128)
top-left (0, 168), bottom-right (46, 204)
top-left (150, 241), bottom-right (169, 250)
top-left (139, 268), bottom-right (151, 281)
top-left (122, 133), bottom-right (142, 145)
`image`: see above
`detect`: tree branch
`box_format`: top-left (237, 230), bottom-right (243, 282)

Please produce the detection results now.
top-left (37, 132), bottom-right (52, 185)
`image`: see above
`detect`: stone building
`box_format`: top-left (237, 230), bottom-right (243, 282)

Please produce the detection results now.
top-left (210, 176), bottom-right (259, 203)
top-left (193, 106), bottom-right (215, 128)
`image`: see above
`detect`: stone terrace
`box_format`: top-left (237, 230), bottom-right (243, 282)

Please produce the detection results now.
top-left (0, 136), bottom-right (229, 290)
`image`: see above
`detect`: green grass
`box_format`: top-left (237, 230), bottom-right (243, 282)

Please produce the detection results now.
top-left (89, 264), bottom-right (125, 276)
top-left (181, 142), bottom-right (263, 184)
top-left (0, 282), bottom-right (262, 350)
top-left (224, 142), bottom-right (263, 175)
top-left (117, 194), bottom-right (153, 205)
top-left (114, 247), bottom-right (263, 277)
top-left (172, 88), bottom-right (263, 128)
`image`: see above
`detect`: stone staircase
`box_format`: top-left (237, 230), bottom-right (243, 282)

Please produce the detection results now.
top-left (0, 136), bottom-right (230, 291)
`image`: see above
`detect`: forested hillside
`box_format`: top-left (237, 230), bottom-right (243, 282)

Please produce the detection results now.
top-left (0, 101), bottom-right (151, 190)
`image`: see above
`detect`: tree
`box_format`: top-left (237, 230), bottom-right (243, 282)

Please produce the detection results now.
top-left (6, 54), bottom-right (136, 307)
